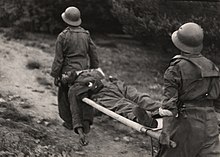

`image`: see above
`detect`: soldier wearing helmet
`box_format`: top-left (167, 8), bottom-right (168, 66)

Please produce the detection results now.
top-left (157, 22), bottom-right (220, 157)
top-left (51, 6), bottom-right (99, 145)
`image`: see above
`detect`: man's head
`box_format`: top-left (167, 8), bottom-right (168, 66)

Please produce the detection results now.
top-left (61, 6), bottom-right (82, 26)
top-left (171, 22), bottom-right (204, 54)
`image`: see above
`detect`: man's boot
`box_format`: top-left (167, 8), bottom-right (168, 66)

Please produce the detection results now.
top-left (133, 107), bottom-right (158, 128)
top-left (62, 122), bottom-right (73, 130)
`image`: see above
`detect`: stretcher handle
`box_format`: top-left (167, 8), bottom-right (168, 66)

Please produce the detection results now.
top-left (140, 127), bottom-right (177, 148)
top-left (82, 98), bottom-right (177, 148)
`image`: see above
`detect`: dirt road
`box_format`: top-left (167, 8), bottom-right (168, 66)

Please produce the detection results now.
top-left (0, 34), bottom-right (154, 157)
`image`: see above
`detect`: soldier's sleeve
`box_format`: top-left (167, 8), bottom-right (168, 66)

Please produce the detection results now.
top-left (214, 77), bottom-right (220, 114)
top-left (50, 34), bottom-right (64, 78)
top-left (162, 62), bottom-right (181, 115)
top-left (214, 98), bottom-right (220, 113)
top-left (87, 33), bottom-right (99, 69)
top-left (123, 83), bottom-right (161, 112)
top-left (214, 85), bottom-right (220, 125)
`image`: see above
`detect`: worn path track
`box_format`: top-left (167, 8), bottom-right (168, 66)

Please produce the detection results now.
top-left (0, 35), bottom-right (152, 157)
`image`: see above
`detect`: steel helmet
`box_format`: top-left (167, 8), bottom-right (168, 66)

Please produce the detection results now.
top-left (61, 6), bottom-right (82, 26)
top-left (171, 22), bottom-right (204, 54)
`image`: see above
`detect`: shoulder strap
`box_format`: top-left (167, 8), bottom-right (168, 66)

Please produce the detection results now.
top-left (171, 55), bottom-right (220, 77)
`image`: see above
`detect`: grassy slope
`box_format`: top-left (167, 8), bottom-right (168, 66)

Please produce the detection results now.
top-left (26, 33), bottom-right (173, 99)
top-left (95, 34), bottom-right (176, 102)
top-left (1, 31), bottom-right (220, 156)
top-left (0, 32), bottom-right (172, 156)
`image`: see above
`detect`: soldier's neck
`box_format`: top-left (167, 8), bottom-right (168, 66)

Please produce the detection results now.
top-left (181, 52), bottom-right (202, 58)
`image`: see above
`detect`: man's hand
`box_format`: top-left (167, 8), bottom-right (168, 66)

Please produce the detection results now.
top-left (96, 67), bottom-right (105, 77)
top-left (54, 77), bottom-right (61, 87)
top-left (159, 131), bottom-right (171, 147)
top-left (159, 107), bottom-right (173, 117)
top-left (61, 71), bottom-right (77, 85)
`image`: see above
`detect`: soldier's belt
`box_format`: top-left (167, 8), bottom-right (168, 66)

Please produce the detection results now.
top-left (181, 99), bottom-right (214, 108)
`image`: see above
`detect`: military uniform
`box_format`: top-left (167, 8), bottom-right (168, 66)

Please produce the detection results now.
top-left (157, 54), bottom-right (220, 157)
top-left (68, 70), bottom-right (161, 133)
top-left (51, 26), bottom-right (99, 125)
top-left (93, 79), bottom-right (161, 120)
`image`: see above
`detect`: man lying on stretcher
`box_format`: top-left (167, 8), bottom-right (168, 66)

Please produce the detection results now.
top-left (60, 68), bottom-right (161, 145)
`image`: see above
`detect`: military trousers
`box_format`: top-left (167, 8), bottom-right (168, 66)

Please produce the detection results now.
top-left (68, 83), bottom-right (94, 133)
top-left (58, 84), bottom-right (72, 124)
top-left (157, 106), bottom-right (220, 157)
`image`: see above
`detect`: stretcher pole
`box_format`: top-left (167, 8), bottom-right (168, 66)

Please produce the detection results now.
top-left (82, 98), bottom-right (176, 148)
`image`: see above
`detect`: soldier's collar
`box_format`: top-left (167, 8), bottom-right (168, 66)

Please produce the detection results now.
top-left (181, 52), bottom-right (202, 58)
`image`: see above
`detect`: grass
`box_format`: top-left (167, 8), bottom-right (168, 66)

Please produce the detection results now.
top-left (26, 60), bottom-right (41, 70)
top-left (22, 32), bottom-right (168, 100)
top-left (0, 102), bottom-right (32, 123)
top-left (36, 77), bottom-right (52, 86)
top-left (1, 31), bottom-right (167, 156)
top-left (0, 100), bottom-right (57, 156)
top-left (23, 32), bottom-right (56, 54)
top-left (96, 36), bottom-right (171, 101)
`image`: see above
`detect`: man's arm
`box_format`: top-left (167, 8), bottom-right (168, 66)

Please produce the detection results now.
top-left (214, 97), bottom-right (220, 114)
top-left (121, 82), bottom-right (161, 112)
top-left (213, 78), bottom-right (220, 125)
top-left (214, 98), bottom-right (220, 128)
top-left (87, 33), bottom-right (99, 69)
top-left (214, 77), bottom-right (220, 113)
top-left (51, 34), bottom-right (64, 78)
top-left (161, 64), bottom-right (181, 116)
top-left (159, 64), bottom-right (181, 146)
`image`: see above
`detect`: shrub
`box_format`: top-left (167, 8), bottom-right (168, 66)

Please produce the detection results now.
top-left (4, 27), bottom-right (26, 39)
top-left (26, 60), bottom-right (41, 70)
top-left (0, 0), bottom-right (122, 34)
top-left (36, 77), bottom-right (52, 86)
top-left (111, 0), bottom-right (220, 55)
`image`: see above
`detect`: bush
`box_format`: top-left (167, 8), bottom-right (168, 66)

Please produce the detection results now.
top-left (111, 0), bottom-right (220, 55)
top-left (4, 27), bottom-right (26, 39)
top-left (36, 77), bottom-right (52, 86)
top-left (26, 60), bottom-right (41, 70)
top-left (0, 0), bottom-right (122, 34)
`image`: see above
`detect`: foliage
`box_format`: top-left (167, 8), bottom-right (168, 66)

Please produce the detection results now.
top-left (111, 0), bottom-right (220, 54)
top-left (0, 0), bottom-right (122, 34)
top-left (26, 60), bottom-right (41, 70)
top-left (3, 27), bottom-right (26, 39)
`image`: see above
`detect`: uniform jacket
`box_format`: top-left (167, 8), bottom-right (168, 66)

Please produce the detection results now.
top-left (93, 79), bottom-right (161, 113)
top-left (158, 54), bottom-right (220, 157)
top-left (68, 70), bottom-right (160, 126)
top-left (162, 54), bottom-right (220, 114)
top-left (51, 26), bottom-right (99, 78)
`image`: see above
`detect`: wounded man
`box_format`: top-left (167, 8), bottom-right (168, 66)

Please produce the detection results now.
top-left (61, 68), bottom-right (161, 145)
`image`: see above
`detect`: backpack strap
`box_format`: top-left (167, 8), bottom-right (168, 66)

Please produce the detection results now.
top-left (171, 55), bottom-right (220, 77)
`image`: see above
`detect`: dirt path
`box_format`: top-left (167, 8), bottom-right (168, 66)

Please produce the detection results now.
top-left (0, 34), bottom-right (153, 157)
top-left (0, 35), bottom-right (58, 120)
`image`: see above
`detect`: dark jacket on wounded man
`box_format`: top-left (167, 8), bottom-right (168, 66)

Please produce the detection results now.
top-left (67, 70), bottom-right (161, 133)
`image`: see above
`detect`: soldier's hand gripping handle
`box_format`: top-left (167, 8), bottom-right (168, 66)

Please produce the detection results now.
top-left (54, 77), bottom-right (61, 87)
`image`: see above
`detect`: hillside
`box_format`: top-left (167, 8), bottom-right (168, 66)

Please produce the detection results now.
top-left (0, 32), bottom-right (173, 157)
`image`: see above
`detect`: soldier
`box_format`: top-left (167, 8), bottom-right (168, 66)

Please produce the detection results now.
top-left (157, 22), bottom-right (220, 157)
top-left (67, 69), bottom-right (160, 145)
top-left (50, 6), bottom-right (99, 145)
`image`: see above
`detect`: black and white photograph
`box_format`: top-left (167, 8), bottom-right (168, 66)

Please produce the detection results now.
top-left (0, 0), bottom-right (220, 156)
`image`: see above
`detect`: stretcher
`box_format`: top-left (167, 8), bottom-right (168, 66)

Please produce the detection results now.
top-left (82, 98), bottom-right (176, 156)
